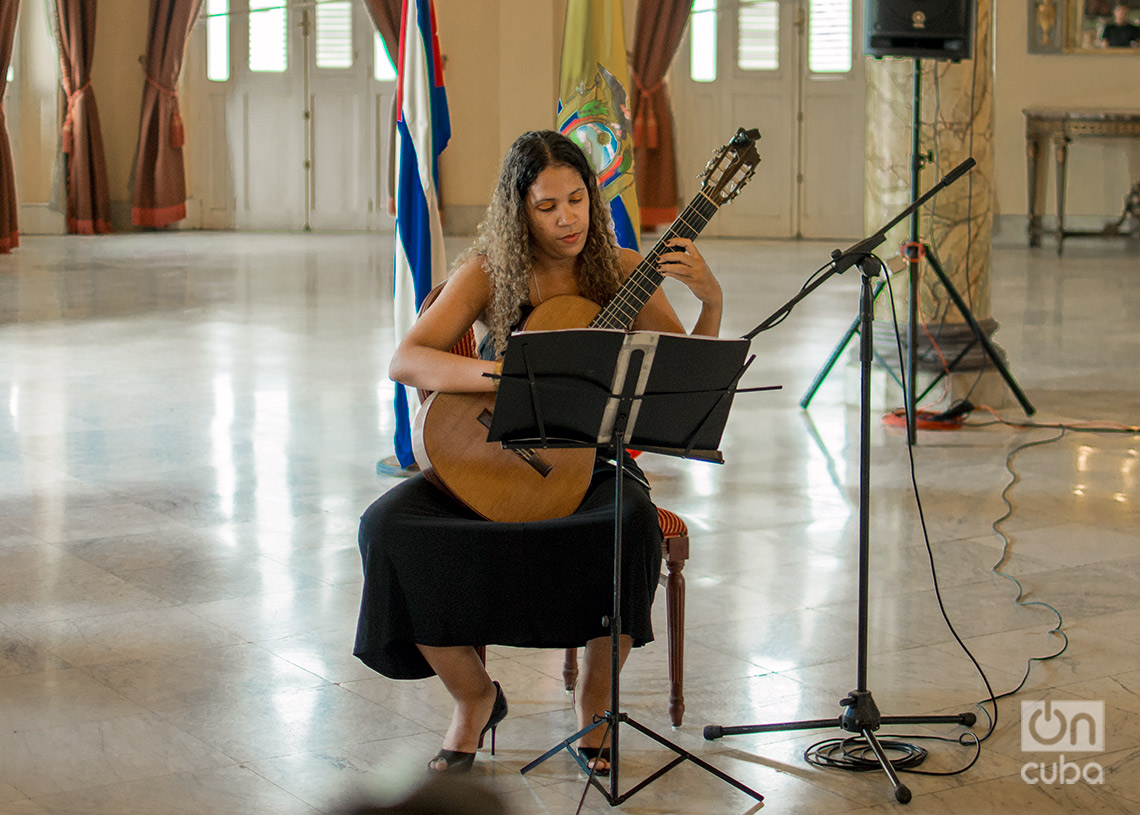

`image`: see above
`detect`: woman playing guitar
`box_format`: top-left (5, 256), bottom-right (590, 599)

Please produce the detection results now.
top-left (354, 130), bottom-right (723, 775)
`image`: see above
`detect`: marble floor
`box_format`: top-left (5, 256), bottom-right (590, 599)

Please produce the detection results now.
top-left (1, 229), bottom-right (1138, 815)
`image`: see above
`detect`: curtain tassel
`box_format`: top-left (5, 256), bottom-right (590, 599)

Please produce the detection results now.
top-left (147, 76), bottom-right (184, 148)
top-left (631, 72), bottom-right (664, 150)
top-left (61, 81), bottom-right (91, 155)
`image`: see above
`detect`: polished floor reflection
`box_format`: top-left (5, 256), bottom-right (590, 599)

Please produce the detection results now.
top-left (1, 231), bottom-right (1138, 814)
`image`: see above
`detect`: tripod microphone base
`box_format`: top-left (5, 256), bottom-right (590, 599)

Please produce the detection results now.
top-left (703, 710), bottom-right (977, 742)
top-left (703, 693), bottom-right (977, 806)
top-left (860, 727), bottom-right (912, 805)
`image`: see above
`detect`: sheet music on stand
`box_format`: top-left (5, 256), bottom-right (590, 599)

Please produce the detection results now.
top-left (487, 328), bottom-right (768, 462)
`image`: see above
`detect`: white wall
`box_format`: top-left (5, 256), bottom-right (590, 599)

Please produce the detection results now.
top-left (994, 3), bottom-right (1140, 221)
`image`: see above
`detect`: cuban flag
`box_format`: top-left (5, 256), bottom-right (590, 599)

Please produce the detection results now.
top-left (392, 0), bottom-right (450, 469)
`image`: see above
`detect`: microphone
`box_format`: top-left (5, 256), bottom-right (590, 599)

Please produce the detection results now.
top-left (941, 157), bottom-right (976, 188)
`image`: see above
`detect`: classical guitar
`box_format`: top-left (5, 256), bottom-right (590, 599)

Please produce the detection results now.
top-left (412, 128), bottom-right (762, 523)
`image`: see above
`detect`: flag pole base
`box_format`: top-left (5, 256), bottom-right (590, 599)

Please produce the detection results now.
top-left (376, 455), bottom-right (420, 478)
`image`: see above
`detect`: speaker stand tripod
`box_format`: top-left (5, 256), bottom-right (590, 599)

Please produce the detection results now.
top-left (799, 59), bottom-right (1034, 437)
top-left (704, 161), bottom-right (980, 805)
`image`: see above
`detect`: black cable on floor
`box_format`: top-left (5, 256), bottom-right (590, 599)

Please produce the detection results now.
top-left (960, 395), bottom-right (1140, 725)
top-left (955, 430), bottom-right (1069, 745)
top-left (880, 263), bottom-right (1136, 764)
top-left (804, 732), bottom-right (988, 777)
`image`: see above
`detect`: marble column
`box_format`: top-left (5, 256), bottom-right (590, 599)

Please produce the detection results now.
top-left (864, 0), bottom-right (997, 372)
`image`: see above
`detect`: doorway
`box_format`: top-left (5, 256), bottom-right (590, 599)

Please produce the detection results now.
top-left (672, 0), bottom-right (866, 239)
top-left (184, 0), bottom-right (396, 231)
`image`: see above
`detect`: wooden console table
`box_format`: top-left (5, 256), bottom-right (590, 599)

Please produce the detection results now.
top-left (1024, 108), bottom-right (1140, 254)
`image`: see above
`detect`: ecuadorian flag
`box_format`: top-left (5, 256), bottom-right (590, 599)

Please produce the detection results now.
top-left (392, 0), bottom-right (450, 469)
top-left (556, 0), bottom-right (640, 251)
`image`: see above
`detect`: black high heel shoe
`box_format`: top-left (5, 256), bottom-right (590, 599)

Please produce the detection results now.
top-left (428, 681), bottom-right (509, 773)
top-left (579, 746), bottom-right (611, 777)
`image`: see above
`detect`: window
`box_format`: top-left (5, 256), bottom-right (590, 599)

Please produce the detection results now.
top-left (374, 32), bottom-right (397, 81)
top-left (808, 0), bottom-right (852, 74)
top-left (690, 0), bottom-right (717, 82)
top-left (738, 0), bottom-right (779, 71)
top-left (249, 0), bottom-right (287, 73)
top-left (206, 0), bottom-right (229, 82)
top-left (316, 1), bottom-right (352, 69)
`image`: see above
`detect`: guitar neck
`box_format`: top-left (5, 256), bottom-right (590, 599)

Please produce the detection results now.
top-left (590, 190), bottom-right (720, 331)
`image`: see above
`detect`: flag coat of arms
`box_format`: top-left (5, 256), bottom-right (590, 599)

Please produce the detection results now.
top-left (392, 0), bottom-right (450, 469)
top-left (557, 0), bottom-right (640, 251)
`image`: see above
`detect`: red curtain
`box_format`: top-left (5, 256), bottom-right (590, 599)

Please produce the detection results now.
top-left (0, 0), bottom-right (18, 252)
top-left (362, 0), bottom-right (400, 60)
top-left (362, 0), bottom-right (401, 215)
top-left (130, 0), bottom-right (203, 227)
top-left (630, 0), bottom-right (690, 230)
top-left (52, 0), bottom-right (112, 234)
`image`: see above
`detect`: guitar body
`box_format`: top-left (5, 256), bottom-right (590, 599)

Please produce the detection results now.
top-left (412, 295), bottom-right (603, 523)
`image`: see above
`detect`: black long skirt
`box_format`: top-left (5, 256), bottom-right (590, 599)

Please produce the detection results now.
top-left (353, 463), bottom-right (663, 680)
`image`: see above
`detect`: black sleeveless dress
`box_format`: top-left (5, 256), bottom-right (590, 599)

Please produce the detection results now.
top-left (353, 311), bottom-right (663, 680)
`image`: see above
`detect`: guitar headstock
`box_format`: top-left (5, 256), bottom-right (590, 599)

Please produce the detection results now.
top-left (699, 127), bottom-right (761, 206)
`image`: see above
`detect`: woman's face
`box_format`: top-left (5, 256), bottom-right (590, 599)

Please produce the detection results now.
top-left (525, 164), bottom-right (591, 266)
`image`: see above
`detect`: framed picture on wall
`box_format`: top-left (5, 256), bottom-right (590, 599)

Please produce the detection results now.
top-left (1033, 0), bottom-right (1140, 53)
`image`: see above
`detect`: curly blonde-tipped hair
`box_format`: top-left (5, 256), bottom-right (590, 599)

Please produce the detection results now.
top-left (455, 130), bottom-right (625, 355)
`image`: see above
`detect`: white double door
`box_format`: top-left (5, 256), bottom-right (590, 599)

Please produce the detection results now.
top-left (672, 0), bottom-right (866, 239)
top-left (187, 1), bottom-right (394, 231)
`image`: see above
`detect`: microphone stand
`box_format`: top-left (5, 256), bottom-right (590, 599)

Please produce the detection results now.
top-left (708, 159), bottom-right (981, 805)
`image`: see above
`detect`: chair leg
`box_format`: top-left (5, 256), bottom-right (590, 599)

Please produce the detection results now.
top-left (563, 648), bottom-right (578, 692)
top-left (662, 534), bottom-right (688, 727)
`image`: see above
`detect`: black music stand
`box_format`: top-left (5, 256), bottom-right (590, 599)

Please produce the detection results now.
top-left (704, 161), bottom-right (983, 805)
top-left (485, 327), bottom-right (771, 806)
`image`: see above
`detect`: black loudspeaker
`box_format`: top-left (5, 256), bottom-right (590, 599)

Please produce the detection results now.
top-left (864, 0), bottom-right (975, 61)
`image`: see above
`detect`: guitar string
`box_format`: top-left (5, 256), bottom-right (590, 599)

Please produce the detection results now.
top-left (597, 219), bottom-right (707, 328)
top-left (592, 193), bottom-right (720, 329)
top-left (598, 191), bottom-right (719, 326)
top-left (598, 198), bottom-right (714, 324)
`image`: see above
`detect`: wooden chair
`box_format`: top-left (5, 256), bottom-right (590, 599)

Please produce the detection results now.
top-left (416, 283), bottom-right (689, 727)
